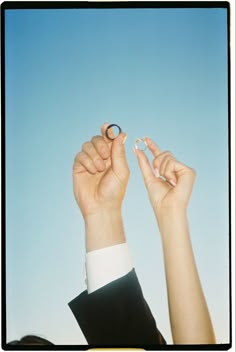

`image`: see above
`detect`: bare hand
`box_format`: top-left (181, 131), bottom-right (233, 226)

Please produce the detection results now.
top-left (134, 137), bottom-right (196, 217)
top-left (73, 123), bottom-right (130, 218)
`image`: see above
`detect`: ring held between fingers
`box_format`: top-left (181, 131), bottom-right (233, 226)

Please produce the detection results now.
top-left (105, 123), bottom-right (122, 140)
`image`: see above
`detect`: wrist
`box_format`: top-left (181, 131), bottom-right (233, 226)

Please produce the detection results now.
top-left (156, 207), bottom-right (188, 239)
top-left (84, 204), bottom-right (122, 221)
top-left (85, 208), bottom-right (126, 252)
top-left (81, 198), bottom-right (123, 220)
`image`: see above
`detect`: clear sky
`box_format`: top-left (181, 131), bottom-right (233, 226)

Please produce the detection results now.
top-left (5, 6), bottom-right (229, 345)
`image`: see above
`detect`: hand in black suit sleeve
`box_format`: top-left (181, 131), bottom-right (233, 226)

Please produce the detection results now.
top-left (68, 269), bottom-right (166, 347)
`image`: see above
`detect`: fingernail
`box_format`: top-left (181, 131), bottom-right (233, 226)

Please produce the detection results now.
top-left (122, 135), bottom-right (127, 144)
top-left (169, 179), bottom-right (176, 187)
top-left (132, 147), bottom-right (137, 155)
top-left (154, 168), bottom-right (160, 177)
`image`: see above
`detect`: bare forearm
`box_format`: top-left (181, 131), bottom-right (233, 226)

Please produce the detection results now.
top-left (157, 209), bottom-right (215, 344)
top-left (85, 209), bottom-right (126, 252)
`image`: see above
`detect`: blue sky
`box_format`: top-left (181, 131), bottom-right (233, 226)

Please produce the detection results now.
top-left (5, 7), bottom-right (229, 344)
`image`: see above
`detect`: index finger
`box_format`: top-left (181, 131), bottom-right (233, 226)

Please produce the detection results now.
top-left (101, 123), bottom-right (123, 142)
top-left (101, 123), bottom-right (115, 142)
top-left (145, 137), bottom-right (162, 157)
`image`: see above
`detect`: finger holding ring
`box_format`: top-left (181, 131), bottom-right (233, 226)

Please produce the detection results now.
top-left (105, 124), bottom-right (122, 140)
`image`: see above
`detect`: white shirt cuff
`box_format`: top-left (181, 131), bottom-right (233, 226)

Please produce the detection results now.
top-left (85, 243), bottom-right (133, 294)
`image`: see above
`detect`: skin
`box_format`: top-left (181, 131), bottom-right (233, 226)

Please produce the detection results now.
top-left (134, 138), bottom-right (216, 344)
top-left (73, 123), bottom-right (129, 251)
top-left (73, 124), bottom-right (216, 344)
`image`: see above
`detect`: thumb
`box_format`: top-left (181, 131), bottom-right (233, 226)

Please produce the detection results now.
top-left (111, 133), bottom-right (129, 180)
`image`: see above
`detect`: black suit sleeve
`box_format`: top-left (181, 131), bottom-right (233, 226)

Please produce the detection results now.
top-left (68, 269), bottom-right (166, 347)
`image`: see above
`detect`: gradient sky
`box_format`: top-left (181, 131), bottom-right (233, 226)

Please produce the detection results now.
top-left (5, 6), bottom-right (229, 345)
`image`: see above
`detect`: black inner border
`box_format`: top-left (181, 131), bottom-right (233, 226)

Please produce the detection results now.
top-left (1, 1), bottom-right (231, 350)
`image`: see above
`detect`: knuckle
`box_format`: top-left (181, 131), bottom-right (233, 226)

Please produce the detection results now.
top-left (86, 157), bottom-right (95, 166)
top-left (74, 151), bottom-right (82, 163)
top-left (165, 169), bottom-right (173, 178)
top-left (100, 145), bottom-right (110, 158)
top-left (77, 151), bottom-right (84, 160)
top-left (185, 167), bottom-right (197, 180)
top-left (166, 157), bottom-right (174, 164)
top-left (162, 150), bottom-right (172, 157)
top-left (91, 135), bottom-right (101, 144)
top-left (167, 158), bottom-right (176, 168)
top-left (157, 151), bottom-right (174, 165)
top-left (82, 141), bottom-right (91, 151)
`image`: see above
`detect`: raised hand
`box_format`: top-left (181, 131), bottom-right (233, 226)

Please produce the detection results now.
top-left (134, 137), bottom-right (196, 218)
top-left (135, 137), bottom-right (215, 344)
top-left (73, 123), bottom-right (130, 218)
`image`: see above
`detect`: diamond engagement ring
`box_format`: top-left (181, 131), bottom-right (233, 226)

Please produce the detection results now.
top-left (134, 138), bottom-right (147, 151)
